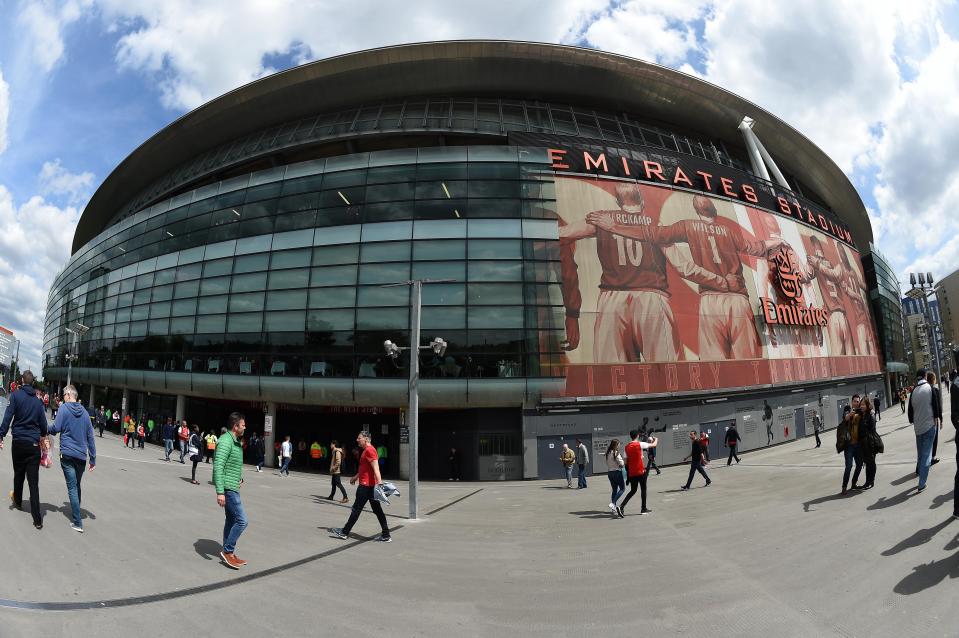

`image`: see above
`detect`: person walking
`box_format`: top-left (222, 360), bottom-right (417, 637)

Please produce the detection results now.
top-left (559, 443), bottom-right (575, 488)
top-left (908, 369), bottom-right (940, 493)
top-left (136, 421), bottom-right (146, 449)
top-left (204, 430), bottom-right (217, 463)
top-left (812, 411), bottom-right (823, 448)
top-left (96, 405), bottom-right (106, 437)
top-left (604, 439), bottom-right (626, 516)
top-left (161, 417), bottom-right (175, 462)
top-left (858, 396), bottom-right (879, 490)
top-left (725, 424), bottom-right (741, 465)
top-left (279, 435), bottom-right (293, 476)
top-left (680, 430), bottom-right (711, 490)
top-left (178, 419), bottom-right (190, 463)
top-left (329, 431), bottom-right (392, 542)
top-left (619, 430), bottom-right (656, 516)
top-left (46, 385), bottom-right (96, 532)
top-left (111, 409), bottom-right (120, 432)
top-left (928, 371), bottom-right (943, 467)
top-left (448, 447), bottom-right (461, 481)
top-left (125, 417), bottom-right (136, 449)
top-left (188, 425), bottom-right (204, 485)
top-left (873, 394), bottom-right (881, 422)
top-left (250, 433), bottom-right (263, 472)
top-left (575, 438), bottom-right (589, 489)
top-left (214, 412), bottom-right (249, 569)
top-left (0, 371), bottom-right (49, 530)
top-left (644, 431), bottom-right (662, 475)
top-left (326, 440), bottom-right (349, 503)
top-left (900, 389), bottom-right (907, 413)
top-left (836, 394), bottom-right (864, 494)
top-left (699, 431), bottom-right (711, 465)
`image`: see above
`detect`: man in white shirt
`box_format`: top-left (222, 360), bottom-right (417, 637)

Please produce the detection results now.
top-left (280, 435), bottom-right (293, 476)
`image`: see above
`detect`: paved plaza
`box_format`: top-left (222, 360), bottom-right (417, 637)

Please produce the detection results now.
top-left (0, 398), bottom-right (958, 637)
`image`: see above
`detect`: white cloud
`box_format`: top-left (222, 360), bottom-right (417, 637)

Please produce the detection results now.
top-left (98, 0), bottom-right (605, 110)
top-left (0, 183), bottom-right (82, 375)
top-left (0, 68), bottom-right (8, 155)
top-left (38, 158), bottom-right (95, 206)
top-left (16, 0), bottom-right (91, 73)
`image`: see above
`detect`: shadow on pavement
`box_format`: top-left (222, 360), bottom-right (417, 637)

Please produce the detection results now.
top-left (540, 486), bottom-right (573, 490)
top-left (867, 487), bottom-right (915, 510)
top-left (569, 510), bottom-right (617, 520)
top-left (890, 473), bottom-right (916, 486)
top-left (39, 502), bottom-right (96, 522)
top-left (894, 552), bottom-right (959, 595)
top-left (802, 491), bottom-right (857, 512)
top-left (194, 539), bottom-right (222, 561)
top-left (881, 517), bottom-right (955, 556)
top-left (931, 490), bottom-right (954, 510)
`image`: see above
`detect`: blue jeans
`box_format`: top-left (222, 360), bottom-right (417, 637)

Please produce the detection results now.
top-left (564, 465), bottom-right (573, 486)
top-left (60, 456), bottom-right (86, 528)
top-left (222, 490), bottom-right (248, 553)
top-left (164, 439), bottom-right (173, 459)
top-left (842, 442), bottom-right (862, 489)
top-left (280, 456), bottom-right (291, 475)
top-left (916, 427), bottom-right (937, 489)
top-left (179, 439), bottom-right (187, 462)
top-left (577, 464), bottom-right (587, 488)
top-left (607, 470), bottom-right (625, 505)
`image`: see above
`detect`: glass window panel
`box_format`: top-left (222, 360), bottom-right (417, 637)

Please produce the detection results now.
top-left (266, 290), bottom-right (307, 311)
top-left (195, 314), bottom-right (226, 333)
top-left (151, 284), bottom-right (173, 302)
top-left (356, 286), bottom-right (409, 307)
top-left (244, 182), bottom-right (283, 204)
top-left (415, 159), bottom-right (467, 178)
top-left (148, 319), bottom-right (169, 335)
top-left (120, 278), bottom-right (136, 294)
top-left (360, 241), bottom-right (411, 263)
top-left (135, 273), bottom-right (155, 289)
top-left (413, 199), bottom-right (466, 220)
top-left (200, 276), bottom-right (231, 296)
top-left (268, 268), bottom-right (309, 289)
top-left (411, 261), bottom-right (465, 281)
top-left (421, 306), bottom-right (466, 329)
top-left (114, 322), bottom-right (130, 338)
top-left (274, 210), bottom-right (317, 233)
top-left (231, 272), bottom-right (268, 292)
top-left (469, 219), bottom-right (521, 238)
top-left (314, 224), bottom-right (361, 246)
top-left (198, 295), bottom-right (228, 314)
top-left (130, 320), bottom-right (148, 337)
top-left (115, 307), bottom-right (131, 323)
top-left (315, 207), bottom-right (362, 228)
top-left (212, 208), bottom-right (242, 227)
top-left (272, 229), bottom-right (314, 251)
top-left (204, 239), bottom-right (236, 260)
top-left (238, 217), bottom-right (274, 237)
top-left (468, 283), bottom-right (523, 305)
top-left (422, 283), bottom-right (465, 305)
top-left (230, 292), bottom-right (265, 313)
top-left (203, 258), bottom-right (233, 277)
top-left (227, 313), bottom-right (263, 333)
top-left (522, 219), bottom-right (559, 240)
top-left (313, 244), bottom-right (358, 265)
top-left (264, 310), bottom-right (305, 332)
top-left (361, 221), bottom-right (413, 242)
top-left (280, 174), bottom-right (324, 195)
top-left (359, 263), bottom-right (411, 285)
top-left (366, 163), bottom-right (414, 183)
top-left (356, 308), bottom-right (408, 330)
top-left (133, 289), bottom-right (152, 305)
top-left (468, 180), bottom-right (521, 198)
top-left (175, 263), bottom-right (202, 281)
top-left (271, 248), bottom-right (311, 269)
top-left (365, 183), bottom-right (414, 203)
top-left (235, 234), bottom-right (273, 256)
top-left (469, 306), bottom-right (523, 329)
top-left (415, 180), bottom-right (467, 200)
top-left (307, 309), bottom-right (355, 331)
top-left (469, 261), bottom-right (523, 281)
top-left (171, 317), bottom-right (195, 335)
top-left (311, 265), bottom-right (357, 286)
top-left (171, 298), bottom-right (198, 316)
top-left (412, 220), bottom-right (467, 240)
top-left (362, 201), bottom-right (414, 223)
top-left (413, 239), bottom-right (465, 260)
top-left (467, 198), bottom-right (522, 217)
top-left (233, 253), bottom-right (269, 273)
top-left (469, 239), bottom-right (522, 259)
top-left (308, 287), bottom-right (356, 308)
top-left (319, 186), bottom-right (364, 208)
top-left (276, 193), bottom-right (318, 214)
top-left (178, 245), bottom-right (206, 264)
top-left (150, 301), bottom-right (172, 318)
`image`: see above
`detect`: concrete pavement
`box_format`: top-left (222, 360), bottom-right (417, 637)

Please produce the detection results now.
top-left (0, 396), bottom-right (957, 637)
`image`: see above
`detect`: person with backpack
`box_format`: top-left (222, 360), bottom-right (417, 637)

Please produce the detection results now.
top-left (46, 385), bottom-right (96, 532)
top-left (188, 425), bottom-right (203, 485)
top-left (725, 424), bottom-right (742, 465)
top-left (178, 419), bottom-right (190, 464)
top-left (604, 439), bottom-right (626, 517)
top-left (619, 429), bottom-right (656, 516)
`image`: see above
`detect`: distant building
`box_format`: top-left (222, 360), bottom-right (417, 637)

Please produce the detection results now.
top-left (0, 326), bottom-right (14, 368)
top-left (935, 269), bottom-right (959, 370)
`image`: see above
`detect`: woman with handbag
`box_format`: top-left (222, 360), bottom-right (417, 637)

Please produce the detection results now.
top-left (188, 425), bottom-right (203, 485)
top-left (604, 439), bottom-right (626, 517)
top-left (858, 396), bottom-right (879, 490)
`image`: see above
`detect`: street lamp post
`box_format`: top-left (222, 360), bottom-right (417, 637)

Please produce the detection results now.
top-left (383, 278), bottom-right (451, 520)
top-left (64, 323), bottom-right (90, 389)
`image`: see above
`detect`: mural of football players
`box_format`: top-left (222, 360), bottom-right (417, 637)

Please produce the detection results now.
top-left (838, 245), bottom-right (875, 356)
top-left (807, 235), bottom-right (853, 356)
top-left (559, 184), bottom-right (726, 363)
top-left (588, 195), bottom-right (783, 360)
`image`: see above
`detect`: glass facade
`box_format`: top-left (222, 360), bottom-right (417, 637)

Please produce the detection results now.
top-left (44, 146), bottom-right (568, 380)
top-left (862, 247), bottom-right (907, 373)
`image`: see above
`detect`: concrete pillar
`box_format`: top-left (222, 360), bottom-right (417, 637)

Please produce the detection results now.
top-left (88, 384), bottom-right (96, 410)
top-left (175, 394), bottom-right (186, 423)
top-left (121, 388), bottom-right (130, 423)
top-left (263, 402), bottom-right (277, 468)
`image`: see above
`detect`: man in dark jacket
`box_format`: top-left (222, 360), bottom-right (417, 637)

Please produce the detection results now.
top-left (47, 385), bottom-right (96, 533)
top-left (725, 424), bottom-right (742, 465)
top-left (681, 430), bottom-right (711, 490)
top-left (161, 417), bottom-right (176, 462)
top-left (0, 371), bottom-right (49, 529)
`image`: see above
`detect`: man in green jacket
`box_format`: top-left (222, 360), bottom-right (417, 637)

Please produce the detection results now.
top-left (214, 411), bottom-right (248, 570)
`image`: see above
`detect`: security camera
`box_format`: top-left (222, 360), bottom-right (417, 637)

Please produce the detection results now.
top-left (430, 337), bottom-right (448, 356)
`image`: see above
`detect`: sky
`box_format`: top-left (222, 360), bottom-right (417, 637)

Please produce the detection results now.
top-left (0, 0), bottom-right (958, 374)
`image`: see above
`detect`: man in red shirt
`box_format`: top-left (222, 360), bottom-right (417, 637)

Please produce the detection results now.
top-left (329, 431), bottom-right (391, 542)
top-left (617, 429), bottom-right (657, 517)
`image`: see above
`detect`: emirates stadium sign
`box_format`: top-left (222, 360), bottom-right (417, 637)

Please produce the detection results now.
top-left (760, 246), bottom-right (829, 327)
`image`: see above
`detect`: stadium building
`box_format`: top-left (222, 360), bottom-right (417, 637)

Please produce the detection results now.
top-left (43, 41), bottom-right (899, 480)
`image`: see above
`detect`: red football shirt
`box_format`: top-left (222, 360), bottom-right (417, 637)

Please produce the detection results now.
top-left (357, 445), bottom-right (379, 487)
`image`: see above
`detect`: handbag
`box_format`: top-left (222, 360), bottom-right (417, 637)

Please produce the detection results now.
top-left (872, 431), bottom-right (885, 454)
